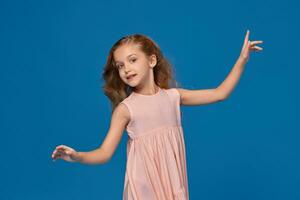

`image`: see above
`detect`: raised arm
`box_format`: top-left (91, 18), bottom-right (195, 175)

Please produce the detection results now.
top-left (177, 30), bottom-right (263, 106)
top-left (76, 103), bottom-right (130, 164)
top-left (176, 87), bottom-right (224, 106)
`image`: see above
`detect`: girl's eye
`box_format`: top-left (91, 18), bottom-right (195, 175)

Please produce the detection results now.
top-left (117, 64), bottom-right (123, 69)
top-left (116, 58), bottom-right (136, 69)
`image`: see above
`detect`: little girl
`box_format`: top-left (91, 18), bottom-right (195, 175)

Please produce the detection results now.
top-left (51, 30), bottom-right (263, 200)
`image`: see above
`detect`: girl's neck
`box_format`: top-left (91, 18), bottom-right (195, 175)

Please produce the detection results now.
top-left (133, 85), bottom-right (160, 96)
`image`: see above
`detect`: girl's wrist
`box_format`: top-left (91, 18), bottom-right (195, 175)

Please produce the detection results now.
top-left (238, 55), bottom-right (248, 64)
top-left (73, 151), bottom-right (83, 162)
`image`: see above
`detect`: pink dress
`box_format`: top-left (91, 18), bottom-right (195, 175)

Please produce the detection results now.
top-left (120, 87), bottom-right (189, 200)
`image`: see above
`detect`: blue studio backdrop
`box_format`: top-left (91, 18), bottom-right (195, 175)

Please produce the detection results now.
top-left (1, 0), bottom-right (299, 199)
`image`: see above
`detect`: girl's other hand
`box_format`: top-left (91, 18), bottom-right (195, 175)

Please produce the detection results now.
top-left (51, 145), bottom-right (79, 162)
top-left (239, 30), bottom-right (263, 63)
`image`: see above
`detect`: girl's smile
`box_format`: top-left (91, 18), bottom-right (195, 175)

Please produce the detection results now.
top-left (126, 73), bottom-right (137, 80)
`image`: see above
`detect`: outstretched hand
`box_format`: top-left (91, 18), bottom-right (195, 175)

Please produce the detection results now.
top-left (239, 30), bottom-right (263, 63)
top-left (51, 144), bottom-right (79, 162)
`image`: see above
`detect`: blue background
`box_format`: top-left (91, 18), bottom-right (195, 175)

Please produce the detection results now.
top-left (1, 0), bottom-right (299, 199)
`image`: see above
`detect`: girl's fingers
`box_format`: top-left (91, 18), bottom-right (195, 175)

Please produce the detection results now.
top-left (56, 145), bottom-right (67, 149)
top-left (52, 145), bottom-right (74, 160)
top-left (52, 151), bottom-right (62, 157)
top-left (244, 30), bottom-right (250, 45)
top-left (56, 145), bottom-right (73, 151)
top-left (56, 146), bottom-right (69, 152)
top-left (252, 46), bottom-right (263, 50)
top-left (250, 41), bottom-right (263, 46)
top-left (245, 30), bottom-right (249, 41)
top-left (53, 151), bottom-right (66, 159)
top-left (56, 149), bottom-right (67, 154)
top-left (55, 152), bottom-right (62, 157)
top-left (249, 46), bottom-right (263, 52)
top-left (241, 30), bottom-right (249, 49)
top-left (52, 153), bottom-right (59, 159)
top-left (52, 149), bottom-right (67, 158)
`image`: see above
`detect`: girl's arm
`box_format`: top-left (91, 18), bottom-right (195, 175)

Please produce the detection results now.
top-left (77, 103), bottom-right (130, 164)
top-left (177, 30), bottom-right (263, 106)
top-left (52, 103), bottom-right (130, 165)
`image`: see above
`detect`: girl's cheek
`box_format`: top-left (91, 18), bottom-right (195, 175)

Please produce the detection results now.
top-left (120, 72), bottom-right (127, 80)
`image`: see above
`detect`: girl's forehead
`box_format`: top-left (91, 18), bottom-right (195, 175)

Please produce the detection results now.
top-left (114, 44), bottom-right (144, 61)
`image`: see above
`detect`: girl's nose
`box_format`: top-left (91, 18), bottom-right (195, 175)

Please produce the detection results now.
top-left (124, 64), bottom-right (131, 72)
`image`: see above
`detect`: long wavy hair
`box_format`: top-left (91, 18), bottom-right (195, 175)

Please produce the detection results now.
top-left (102, 34), bottom-right (179, 111)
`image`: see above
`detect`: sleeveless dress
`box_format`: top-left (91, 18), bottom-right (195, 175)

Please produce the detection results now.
top-left (120, 87), bottom-right (189, 200)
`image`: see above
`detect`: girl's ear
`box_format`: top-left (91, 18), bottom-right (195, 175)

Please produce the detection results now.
top-left (148, 54), bottom-right (157, 68)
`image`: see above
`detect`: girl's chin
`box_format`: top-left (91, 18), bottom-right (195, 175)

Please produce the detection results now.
top-left (127, 83), bottom-right (138, 87)
top-left (126, 81), bottom-right (140, 88)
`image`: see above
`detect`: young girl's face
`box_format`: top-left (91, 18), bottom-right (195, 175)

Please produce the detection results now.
top-left (113, 43), bottom-right (156, 88)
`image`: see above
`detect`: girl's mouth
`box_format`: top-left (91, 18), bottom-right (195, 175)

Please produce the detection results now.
top-left (127, 74), bottom-right (137, 80)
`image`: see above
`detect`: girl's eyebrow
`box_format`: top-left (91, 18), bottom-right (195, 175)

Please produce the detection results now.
top-left (115, 54), bottom-right (137, 64)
